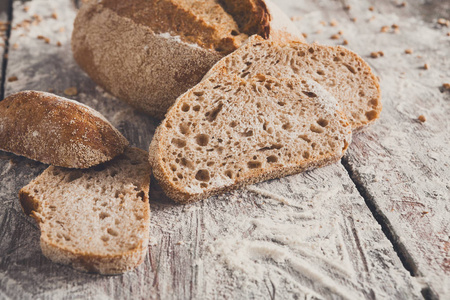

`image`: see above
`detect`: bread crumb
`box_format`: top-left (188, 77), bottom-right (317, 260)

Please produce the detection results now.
top-left (399, 2), bottom-right (407, 7)
top-left (59, 27), bottom-right (65, 33)
top-left (392, 24), bottom-right (399, 29)
top-left (447, 32), bottom-right (450, 36)
top-left (330, 20), bottom-right (338, 27)
top-left (343, 39), bottom-right (349, 45)
top-left (290, 16), bottom-right (302, 21)
top-left (320, 21), bottom-right (327, 26)
top-left (37, 35), bottom-right (45, 40)
top-left (437, 18), bottom-right (450, 27)
top-left (176, 241), bottom-right (185, 245)
top-left (338, 30), bottom-right (344, 35)
top-left (405, 48), bottom-right (413, 54)
top-left (51, 12), bottom-right (58, 20)
top-left (378, 51), bottom-right (384, 57)
top-left (44, 37), bottom-right (50, 44)
top-left (8, 76), bottom-right (18, 82)
top-left (369, 6), bottom-right (374, 11)
top-left (443, 83), bottom-right (450, 90)
top-left (381, 26), bottom-right (390, 32)
top-left (351, 17), bottom-right (357, 22)
top-left (424, 63), bottom-right (430, 70)
top-left (330, 34), bottom-right (340, 40)
top-left (371, 52), bottom-right (380, 58)
top-left (344, 5), bottom-right (351, 11)
top-left (369, 16), bottom-right (376, 22)
top-left (12, 43), bottom-right (18, 49)
top-left (23, 6), bottom-right (29, 12)
top-left (418, 115), bottom-right (426, 122)
top-left (64, 87), bottom-right (78, 96)
top-left (56, 41), bottom-right (62, 47)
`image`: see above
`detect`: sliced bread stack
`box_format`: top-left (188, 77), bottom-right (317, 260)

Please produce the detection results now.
top-left (0, 91), bottom-right (151, 274)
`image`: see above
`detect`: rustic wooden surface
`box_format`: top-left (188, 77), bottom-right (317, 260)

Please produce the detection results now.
top-left (0, 0), bottom-right (448, 299)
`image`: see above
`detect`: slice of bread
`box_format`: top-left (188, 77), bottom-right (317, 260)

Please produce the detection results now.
top-left (205, 35), bottom-right (382, 130)
top-left (19, 148), bottom-right (151, 274)
top-left (72, 0), bottom-right (303, 118)
top-left (0, 91), bottom-right (129, 168)
top-left (149, 73), bottom-right (352, 203)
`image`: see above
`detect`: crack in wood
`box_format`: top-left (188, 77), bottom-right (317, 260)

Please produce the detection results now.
top-left (341, 157), bottom-right (438, 300)
top-left (0, 0), bottom-right (13, 100)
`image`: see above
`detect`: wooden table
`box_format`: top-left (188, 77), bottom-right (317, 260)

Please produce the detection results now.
top-left (0, 0), bottom-right (448, 299)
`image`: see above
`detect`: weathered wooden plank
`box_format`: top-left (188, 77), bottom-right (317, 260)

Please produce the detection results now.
top-left (289, 0), bottom-right (450, 297)
top-left (0, 0), bottom-right (425, 299)
top-left (0, 0), bottom-right (10, 99)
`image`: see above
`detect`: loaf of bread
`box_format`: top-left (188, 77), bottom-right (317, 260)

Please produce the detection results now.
top-left (0, 91), bottom-right (128, 168)
top-left (19, 148), bottom-right (151, 274)
top-left (72, 0), bottom-right (304, 118)
top-left (149, 72), bottom-right (352, 203)
top-left (204, 35), bottom-right (382, 130)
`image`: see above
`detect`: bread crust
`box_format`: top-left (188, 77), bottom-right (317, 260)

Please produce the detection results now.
top-left (19, 148), bottom-right (151, 275)
top-left (0, 91), bottom-right (129, 168)
top-left (72, 0), bottom-right (304, 118)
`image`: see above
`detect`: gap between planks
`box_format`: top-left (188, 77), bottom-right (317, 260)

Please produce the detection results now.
top-left (0, 0), bottom-right (13, 100)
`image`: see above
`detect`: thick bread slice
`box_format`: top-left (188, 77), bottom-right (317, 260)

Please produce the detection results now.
top-left (149, 73), bottom-right (351, 203)
top-left (72, 0), bottom-right (303, 118)
top-left (19, 148), bottom-right (151, 275)
top-left (205, 35), bottom-right (382, 130)
top-left (0, 91), bottom-right (128, 168)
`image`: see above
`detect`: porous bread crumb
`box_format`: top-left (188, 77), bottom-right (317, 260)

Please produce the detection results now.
top-left (7, 76), bottom-right (18, 82)
top-left (330, 34), bottom-right (340, 40)
top-left (338, 30), bottom-right (344, 35)
top-left (369, 6), bottom-right (374, 11)
top-left (351, 17), bottom-right (357, 22)
top-left (12, 43), bottom-right (18, 49)
top-left (418, 115), bottom-right (426, 122)
top-left (405, 48), bottom-right (413, 54)
top-left (37, 35), bottom-right (45, 39)
top-left (344, 5), bottom-right (351, 11)
top-left (302, 32), bottom-right (308, 38)
top-left (329, 20), bottom-right (338, 27)
top-left (23, 6), bottom-right (29, 12)
top-left (64, 87), bottom-right (78, 96)
top-left (443, 83), bottom-right (450, 90)
top-left (56, 41), bottom-right (61, 47)
top-left (44, 37), bottom-right (50, 44)
top-left (399, 2), bottom-right (407, 7)
top-left (371, 52), bottom-right (380, 58)
top-left (343, 39), bottom-right (349, 45)
top-left (378, 51), bottom-right (384, 57)
top-left (51, 12), bottom-right (58, 19)
top-left (424, 63), bottom-right (430, 70)
top-left (381, 26), bottom-right (390, 33)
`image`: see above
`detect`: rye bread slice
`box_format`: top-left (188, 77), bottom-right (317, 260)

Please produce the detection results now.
top-left (149, 73), bottom-right (352, 203)
top-left (204, 35), bottom-right (382, 130)
top-left (19, 148), bottom-right (151, 274)
top-left (0, 91), bottom-right (129, 168)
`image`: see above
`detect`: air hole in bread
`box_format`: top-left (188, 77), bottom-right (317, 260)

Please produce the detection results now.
top-left (195, 169), bottom-right (210, 182)
top-left (171, 138), bottom-right (187, 148)
top-left (267, 155), bottom-right (278, 163)
top-left (231, 30), bottom-right (239, 36)
top-left (317, 118), bottom-right (329, 127)
top-left (194, 91), bottom-right (204, 97)
top-left (101, 235), bottom-right (109, 242)
top-left (177, 173), bottom-right (183, 179)
top-left (207, 161), bottom-right (215, 167)
top-left (206, 102), bottom-right (223, 122)
top-left (135, 214), bottom-right (144, 220)
top-left (170, 164), bottom-right (177, 172)
top-left (230, 121), bottom-right (238, 128)
top-left (365, 110), bottom-right (378, 121)
top-left (302, 91), bottom-right (317, 98)
top-left (193, 105), bottom-right (201, 112)
top-left (308, 47), bottom-right (314, 54)
top-left (195, 134), bottom-right (209, 146)
top-left (136, 191), bottom-right (145, 201)
top-left (303, 151), bottom-right (311, 159)
top-left (99, 212), bottom-right (110, 219)
top-left (299, 135), bottom-right (311, 143)
top-left (179, 123), bottom-right (190, 135)
top-left (225, 170), bottom-right (234, 179)
top-left (66, 172), bottom-right (83, 183)
top-left (200, 183), bottom-right (208, 189)
top-left (282, 123), bottom-right (292, 130)
top-left (298, 51), bottom-right (306, 57)
top-left (180, 158), bottom-right (195, 170)
top-left (340, 52), bottom-right (346, 56)
top-left (344, 64), bottom-right (357, 74)
top-left (310, 124), bottom-right (324, 134)
top-left (241, 130), bottom-right (253, 137)
top-left (333, 56), bottom-right (341, 62)
top-left (359, 90), bottom-right (365, 97)
top-left (248, 161), bottom-right (262, 169)
top-left (369, 98), bottom-right (379, 106)
top-left (107, 228), bottom-right (119, 237)
top-left (181, 103), bottom-right (190, 112)
top-left (278, 101), bottom-right (285, 106)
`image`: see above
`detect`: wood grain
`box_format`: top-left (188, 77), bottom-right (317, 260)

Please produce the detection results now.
top-left (0, 0), bottom-right (437, 299)
top-left (287, 0), bottom-right (450, 297)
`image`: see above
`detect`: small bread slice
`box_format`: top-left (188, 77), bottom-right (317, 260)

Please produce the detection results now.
top-left (149, 73), bottom-right (351, 203)
top-left (19, 148), bottom-right (151, 274)
top-left (204, 35), bottom-right (382, 130)
top-left (0, 91), bottom-right (128, 168)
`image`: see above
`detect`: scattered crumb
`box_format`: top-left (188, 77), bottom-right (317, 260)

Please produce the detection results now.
top-left (399, 2), bottom-right (407, 7)
top-left (437, 18), bottom-right (450, 27)
top-left (338, 30), bottom-right (344, 35)
top-left (59, 27), bottom-right (65, 33)
top-left (51, 12), bottom-right (58, 20)
top-left (12, 43), bottom-right (18, 50)
top-left (405, 48), bottom-right (413, 54)
top-left (56, 41), bottom-right (62, 47)
top-left (44, 37), bottom-right (50, 44)
top-left (64, 87), bottom-right (78, 96)
top-left (447, 32), bottom-right (450, 36)
top-left (301, 33), bottom-right (308, 38)
top-left (351, 17), bottom-right (357, 23)
top-left (381, 26), bottom-right (390, 33)
top-left (424, 63), bottom-right (430, 70)
top-left (23, 6), bottom-right (30, 12)
top-left (443, 83), bottom-right (450, 90)
top-left (392, 24), bottom-right (400, 29)
top-left (344, 5), bottom-right (351, 11)
top-left (330, 20), bottom-right (338, 27)
top-left (37, 35), bottom-right (45, 40)
top-left (418, 115), bottom-right (426, 123)
top-left (320, 21), bottom-right (327, 26)
top-left (369, 6), bottom-right (374, 11)
top-left (343, 39), bottom-right (349, 45)
top-left (371, 52), bottom-right (380, 58)
top-left (176, 241), bottom-right (185, 245)
top-left (421, 211), bottom-right (429, 216)
top-left (315, 29), bottom-right (322, 34)
top-left (330, 34), bottom-right (340, 40)
top-left (8, 76), bottom-right (18, 82)
top-left (378, 51), bottom-right (384, 57)
top-left (369, 16), bottom-right (376, 22)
